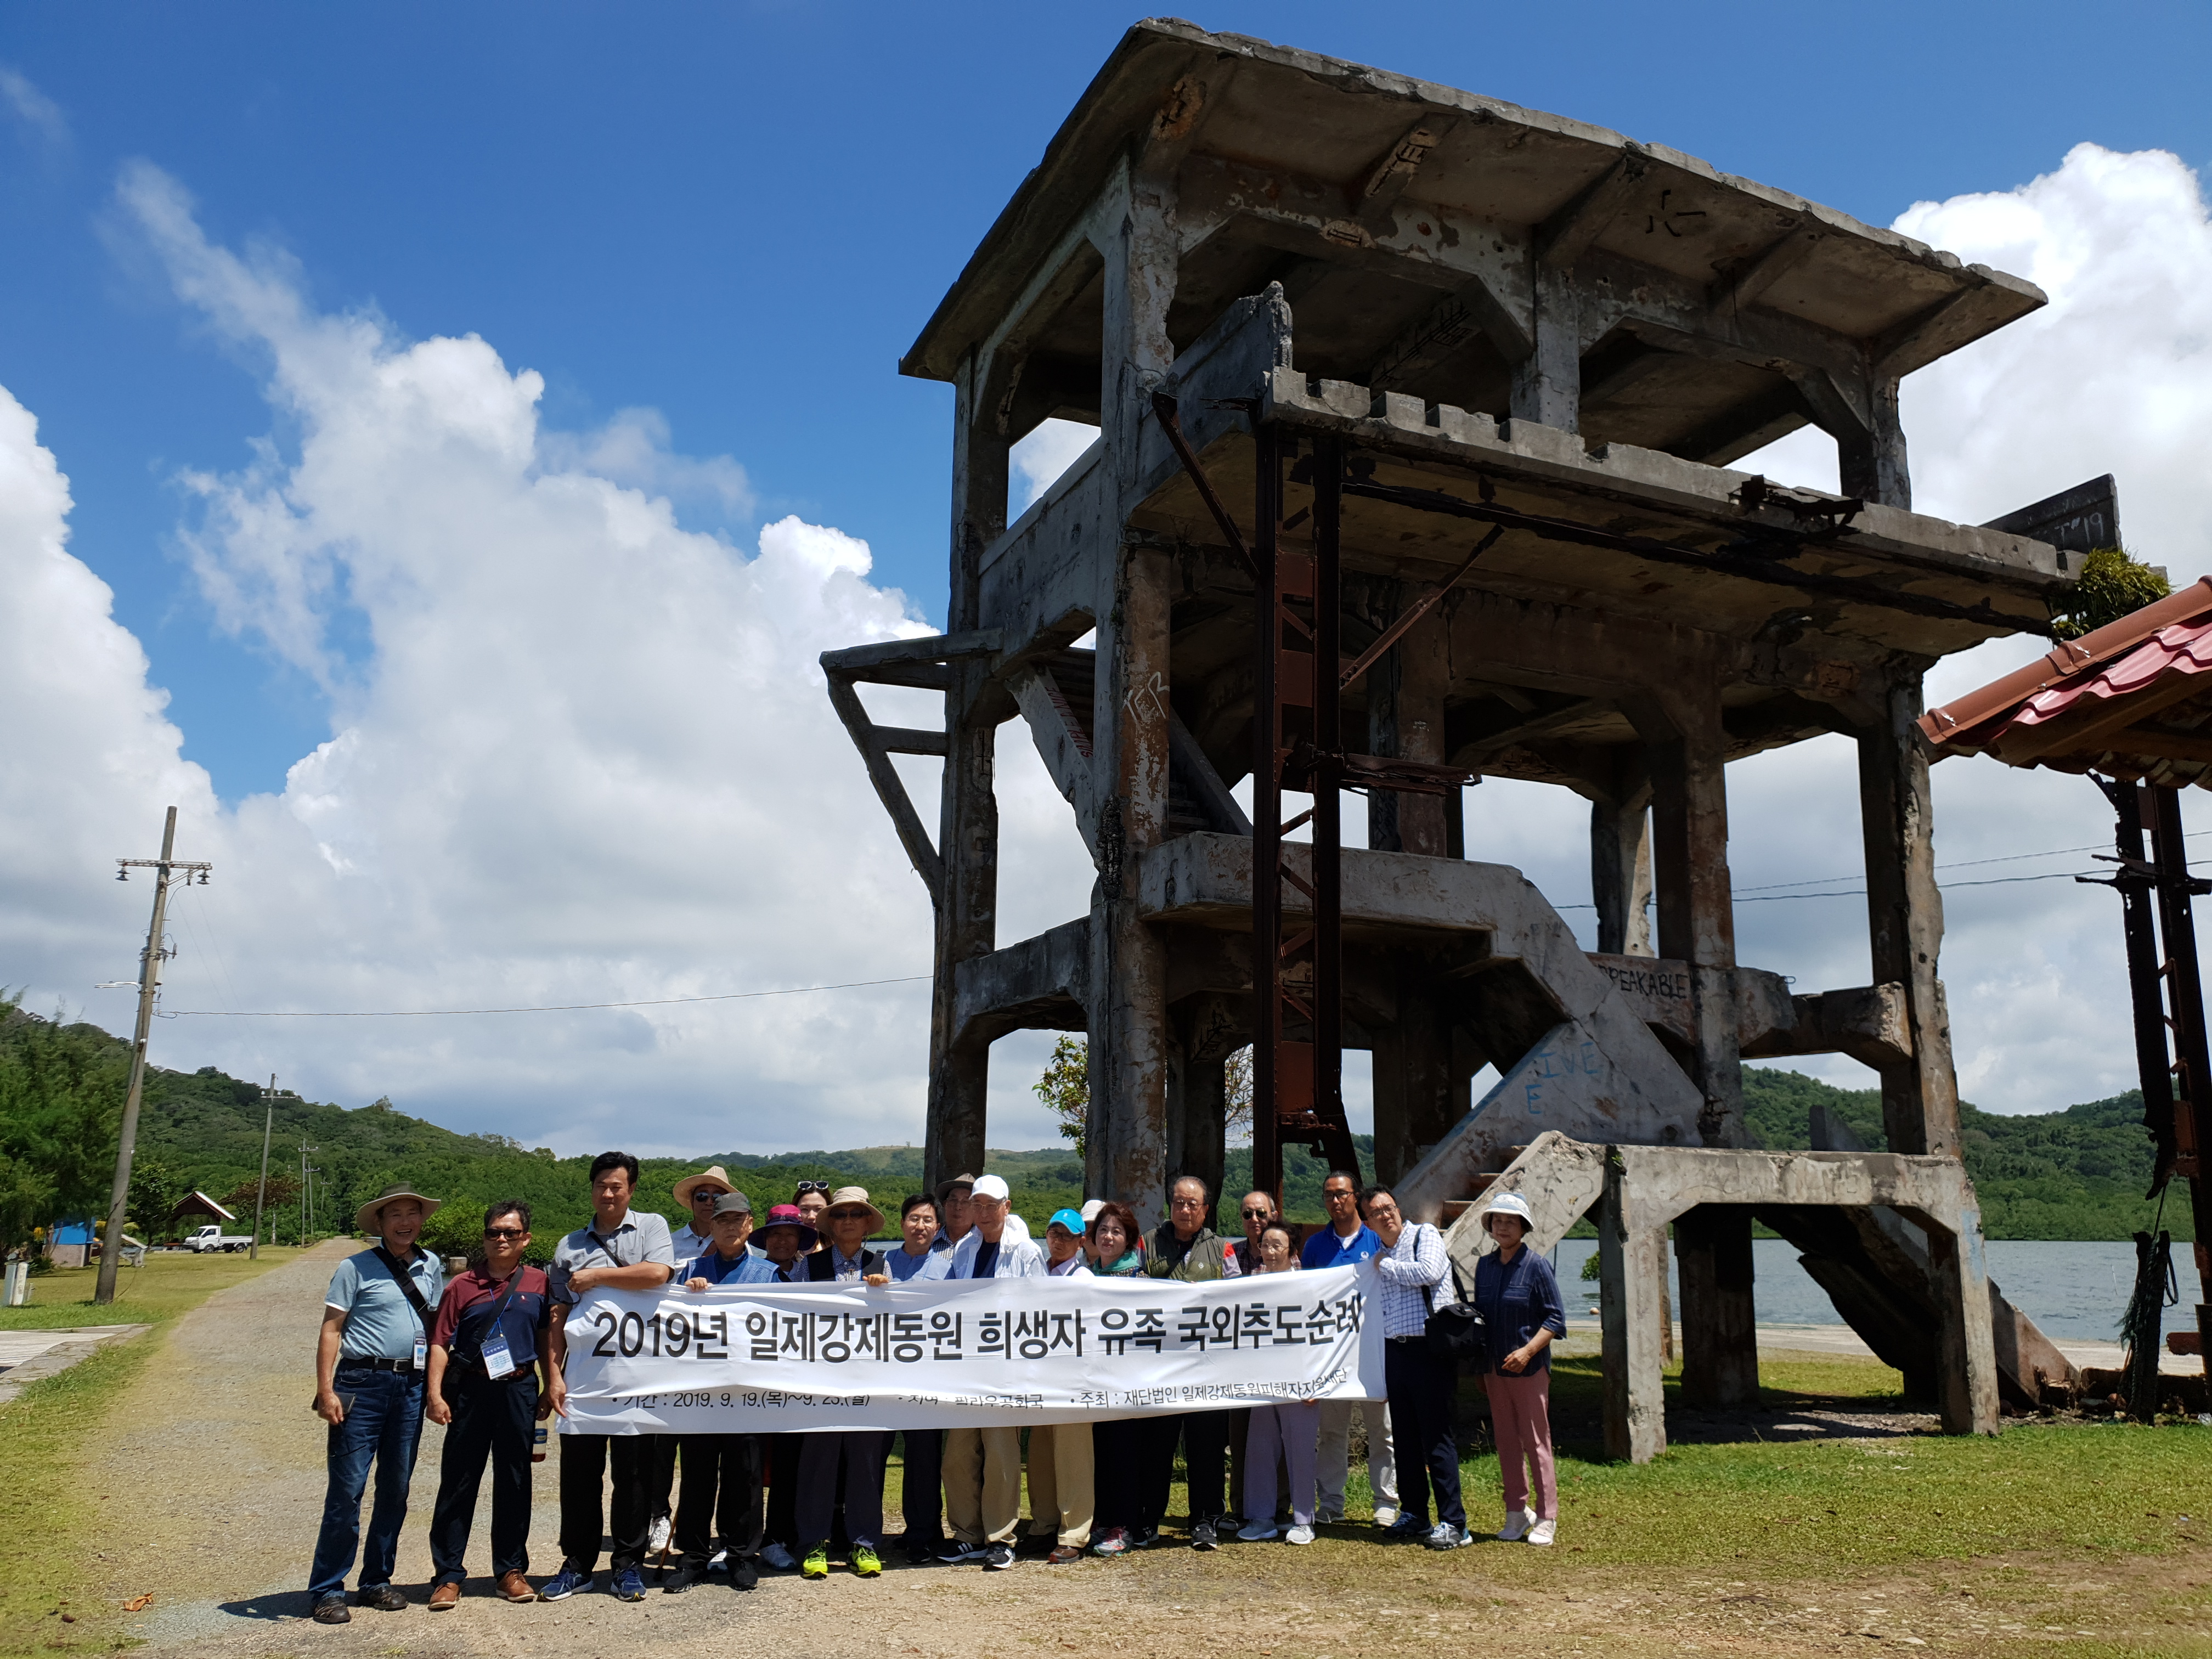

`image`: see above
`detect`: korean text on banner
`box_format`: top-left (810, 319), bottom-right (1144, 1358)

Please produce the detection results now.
top-left (558, 1264), bottom-right (1384, 1433)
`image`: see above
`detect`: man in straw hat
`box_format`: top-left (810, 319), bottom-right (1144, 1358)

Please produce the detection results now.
top-left (792, 1187), bottom-right (892, 1579)
top-left (307, 1183), bottom-right (445, 1624)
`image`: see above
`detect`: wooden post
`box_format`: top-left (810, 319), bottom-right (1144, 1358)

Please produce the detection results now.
top-left (1922, 1205), bottom-right (2000, 1436)
top-left (924, 356), bottom-right (1007, 1195)
top-left (1857, 670), bottom-right (1959, 1157)
top-left (1675, 1205), bottom-right (1758, 1407)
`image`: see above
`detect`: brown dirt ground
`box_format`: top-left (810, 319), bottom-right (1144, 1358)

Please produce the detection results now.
top-left (68, 1243), bottom-right (2212, 1659)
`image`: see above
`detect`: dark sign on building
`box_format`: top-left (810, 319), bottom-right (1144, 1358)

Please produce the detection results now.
top-left (1984, 474), bottom-right (2120, 560)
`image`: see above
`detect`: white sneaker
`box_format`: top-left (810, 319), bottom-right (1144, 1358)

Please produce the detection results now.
top-left (1423, 1522), bottom-right (1462, 1550)
top-left (647, 1514), bottom-right (672, 1555)
top-left (708, 1548), bottom-right (727, 1570)
top-left (1235, 1520), bottom-right (1280, 1542)
top-left (1527, 1518), bottom-right (1556, 1547)
top-left (1497, 1508), bottom-right (1534, 1543)
top-left (1370, 1505), bottom-right (1400, 1528)
top-left (760, 1542), bottom-right (797, 1571)
top-left (1284, 1525), bottom-right (1315, 1545)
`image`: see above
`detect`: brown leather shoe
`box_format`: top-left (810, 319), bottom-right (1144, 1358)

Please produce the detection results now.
top-left (496, 1572), bottom-right (534, 1603)
top-left (428, 1582), bottom-right (461, 1612)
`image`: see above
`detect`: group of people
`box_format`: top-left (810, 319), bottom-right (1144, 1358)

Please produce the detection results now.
top-left (306, 1154), bottom-right (1566, 1622)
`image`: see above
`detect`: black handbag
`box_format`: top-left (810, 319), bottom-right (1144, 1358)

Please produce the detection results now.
top-left (1423, 1245), bottom-right (1487, 1363)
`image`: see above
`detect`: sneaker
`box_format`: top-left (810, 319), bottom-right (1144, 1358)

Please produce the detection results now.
top-left (312, 1595), bottom-right (351, 1624)
top-left (1497, 1506), bottom-right (1535, 1543)
top-left (1190, 1519), bottom-right (1219, 1551)
top-left (647, 1514), bottom-right (673, 1555)
top-left (1285, 1525), bottom-right (1316, 1545)
top-left (1527, 1519), bottom-right (1557, 1547)
top-left (1313, 1508), bottom-right (1343, 1525)
top-left (1424, 1522), bottom-right (1465, 1550)
top-left (1371, 1505), bottom-right (1400, 1528)
top-left (661, 1562), bottom-right (702, 1594)
top-left (730, 1556), bottom-right (760, 1592)
top-left (1235, 1519), bottom-right (1280, 1543)
top-left (983, 1543), bottom-right (1017, 1570)
top-left (362, 1585), bottom-right (407, 1612)
top-left (852, 1545), bottom-right (883, 1578)
top-left (1047, 1544), bottom-right (1085, 1564)
top-left (761, 1542), bottom-right (798, 1572)
top-left (800, 1547), bottom-right (829, 1581)
top-left (537, 1565), bottom-right (590, 1601)
top-left (1380, 1515), bottom-right (1428, 1544)
top-left (708, 1548), bottom-right (728, 1570)
top-left (1129, 1527), bottom-right (1165, 1550)
top-left (938, 1540), bottom-right (989, 1564)
top-left (1091, 1528), bottom-right (1129, 1557)
top-left (612, 1568), bottom-right (646, 1602)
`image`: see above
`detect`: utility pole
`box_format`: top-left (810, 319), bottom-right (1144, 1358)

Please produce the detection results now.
top-left (250, 1076), bottom-right (276, 1261)
top-left (300, 1139), bottom-right (318, 1246)
top-left (96, 806), bottom-right (212, 1305)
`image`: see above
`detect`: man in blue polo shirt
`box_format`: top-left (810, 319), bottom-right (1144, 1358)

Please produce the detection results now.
top-left (1299, 1169), bottom-right (1398, 1528)
top-left (309, 1183), bottom-right (446, 1624)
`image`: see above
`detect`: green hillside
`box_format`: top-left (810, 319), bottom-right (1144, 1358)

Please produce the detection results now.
top-left (1, 997), bottom-right (2187, 1251)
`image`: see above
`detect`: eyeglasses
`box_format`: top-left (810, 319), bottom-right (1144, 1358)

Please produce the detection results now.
top-left (1240, 1207), bottom-right (1272, 1220)
top-left (826, 1208), bottom-right (870, 1222)
top-left (692, 1189), bottom-right (729, 1203)
top-left (794, 1181), bottom-right (832, 1195)
top-left (483, 1227), bottom-right (526, 1240)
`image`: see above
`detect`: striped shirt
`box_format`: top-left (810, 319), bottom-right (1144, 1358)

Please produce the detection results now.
top-left (1372, 1222), bottom-right (1448, 1340)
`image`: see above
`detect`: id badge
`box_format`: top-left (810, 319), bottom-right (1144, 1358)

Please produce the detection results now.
top-left (412, 1335), bottom-right (428, 1372)
top-left (479, 1329), bottom-right (516, 1379)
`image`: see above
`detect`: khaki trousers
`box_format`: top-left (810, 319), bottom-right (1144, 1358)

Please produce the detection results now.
top-left (1022, 1422), bottom-right (1094, 1547)
top-left (943, 1426), bottom-right (1023, 1545)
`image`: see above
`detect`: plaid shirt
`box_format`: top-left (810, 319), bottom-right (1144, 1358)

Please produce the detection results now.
top-left (1373, 1222), bottom-right (1448, 1340)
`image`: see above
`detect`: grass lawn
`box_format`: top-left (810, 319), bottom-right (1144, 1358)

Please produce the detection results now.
top-left (0, 1250), bottom-right (300, 1657)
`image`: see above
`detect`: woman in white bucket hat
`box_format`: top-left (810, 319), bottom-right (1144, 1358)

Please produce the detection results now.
top-left (1473, 1189), bottom-right (1566, 1547)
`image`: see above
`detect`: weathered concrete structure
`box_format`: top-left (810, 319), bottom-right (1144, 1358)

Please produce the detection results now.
top-left (827, 22), bottom-right (2080, 1452)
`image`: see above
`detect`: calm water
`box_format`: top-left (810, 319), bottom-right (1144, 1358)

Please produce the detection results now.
top-left (1547, 1238), bottom-right (2174, 1343)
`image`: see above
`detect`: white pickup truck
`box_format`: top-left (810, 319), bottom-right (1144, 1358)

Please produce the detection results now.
top-left (184, 1224), bottom-right (253, 1253)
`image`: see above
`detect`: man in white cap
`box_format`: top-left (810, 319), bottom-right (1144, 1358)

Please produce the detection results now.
top-left (308, 1184), bottom-right (445, 1623)
top-left (922, 1175), bottom-right (1043, 1569)
top-left (653, 1164), bottom-right (747, 1557)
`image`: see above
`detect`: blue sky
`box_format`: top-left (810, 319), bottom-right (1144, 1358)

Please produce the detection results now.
top-left (6, 1), bottom-right (2209, 801)
top-left (3, 5), bottom-right (2211, 1148)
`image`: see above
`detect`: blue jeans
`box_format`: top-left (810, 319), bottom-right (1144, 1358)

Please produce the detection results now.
top-left (309, 1367), bottom-right (426, 1597)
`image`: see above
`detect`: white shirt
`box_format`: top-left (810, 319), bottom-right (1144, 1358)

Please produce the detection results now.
top-left (1373, 1223), bottom-right (1448, 1340)
top-left (1047, 1254), bottom-right (1092, 1277)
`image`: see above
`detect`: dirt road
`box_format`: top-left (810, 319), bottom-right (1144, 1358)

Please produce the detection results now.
top-left (86, 1241), bottom-right (2212, 1659)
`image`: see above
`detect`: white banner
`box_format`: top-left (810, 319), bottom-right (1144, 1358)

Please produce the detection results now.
top-left (558, 1266), bottom-right (1384, 1434)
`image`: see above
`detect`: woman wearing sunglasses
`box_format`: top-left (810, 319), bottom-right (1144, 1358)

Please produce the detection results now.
top-left (422, 1202), bottom-right (554, 1608)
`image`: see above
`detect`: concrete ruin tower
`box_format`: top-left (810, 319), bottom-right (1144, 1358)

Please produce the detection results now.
top-left (827, 22), bottom-right (2081, 1454)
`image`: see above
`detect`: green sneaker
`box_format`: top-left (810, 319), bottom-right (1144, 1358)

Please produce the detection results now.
top-left (800, 1546), bottom-right (829, 1581)
top-left (851, 1545), bottom-right (882, 1578)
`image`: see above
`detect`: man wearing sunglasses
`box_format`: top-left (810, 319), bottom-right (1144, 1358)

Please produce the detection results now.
top-left (423, 1203), bottom-right (553, 1609)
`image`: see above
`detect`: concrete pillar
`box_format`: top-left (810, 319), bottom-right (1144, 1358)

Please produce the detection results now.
top-left (1675, 1204), bottom-right (1759, 1408)
top-left (1838, 376), bottom-right (1911, 510)
top-left (1858, 670), bottom-right (1960, 1158)
top-left (1590, 787), bottom-right (1654, 957)
top-left (1633, 687), bottom-right (1745, 1149)
top-left (1918, 1204), bottom-right (2000, 1436)
top-left (924, 354), bottom-right (1007, 1194)
top-left (1511, 265), bottom-right (1581, 433)
top-left (1599, 1156), bottom-right (1669, 1464)
top-left (1372, 974), bottom-right (1457, 1185)
top-left (1165, 1037), bottom-right (1228, 1212)
top-left (1365, 601), bottom-right (1450, 858)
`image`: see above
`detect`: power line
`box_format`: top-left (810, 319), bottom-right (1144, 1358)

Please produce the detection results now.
top-left (163, 973), bottom-right (932, 1018)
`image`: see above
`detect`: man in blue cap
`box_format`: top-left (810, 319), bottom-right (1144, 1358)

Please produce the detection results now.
top-left (1019, 1209), bottom-right (1093, 1562)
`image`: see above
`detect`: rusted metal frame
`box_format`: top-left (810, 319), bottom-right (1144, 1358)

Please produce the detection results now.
top-left (1340, 477), bottom-right (2054, 636)
top-left (2094, 778), bottom-right (2182, 1193)
top-left (2145, 783), bottom-right (2212, 1361)
top-left (1338, 524), bottom-right (1504, 692)
top-left (1251, 420), bottom-right (1285, 1209)
top-left (1149, 391), bottom-right (1263, 583)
